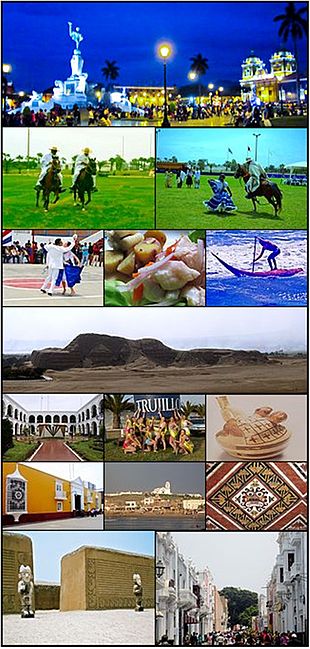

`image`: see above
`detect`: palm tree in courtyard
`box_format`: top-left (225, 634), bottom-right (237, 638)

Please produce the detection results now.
top-left (104, 394), bottom-right (134, 429)
top-left (101, 60), bottom-right (120, 90)
top-left (189, 53), bottom-right (209, 103)
top-left (274, 2), bottom-right (308, 102)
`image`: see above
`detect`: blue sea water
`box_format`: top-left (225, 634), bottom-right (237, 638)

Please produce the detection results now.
top-left (206, 230), bottom-right (307, 307)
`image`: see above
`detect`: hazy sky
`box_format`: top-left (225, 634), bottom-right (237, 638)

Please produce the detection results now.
top-left (5, 531), bottom-right (154, 583)
top-left (3, 128), bottom-right (154, 161)
top-left (105, 463), bottom-right (204, 494)
top-left (157, 129), bottom-right (307, 167)
top-left (6, 394), bottom-right (99, 410)
top-left (173, 532), bottom-right (280, 595)
top-left (3, 307), bottom-right (306, 353)
top-left (20, 462), bottom-right (103, 486)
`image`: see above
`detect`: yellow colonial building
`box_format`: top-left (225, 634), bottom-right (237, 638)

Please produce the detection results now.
top-left (240, 49), bottom-right (305, 103)
top-left (2, 463), bottom-right (99, 525)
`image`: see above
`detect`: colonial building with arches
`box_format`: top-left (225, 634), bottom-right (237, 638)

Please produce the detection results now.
top-left (3, 394), bottom-right (103, 437)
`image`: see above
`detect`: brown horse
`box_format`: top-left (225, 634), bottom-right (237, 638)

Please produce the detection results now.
top-left (35, 158), bottom-right (62, 212)
top-left (234, 164), bottom-right (282, 217)
top-left (73, 158), bottom-right (97, 211)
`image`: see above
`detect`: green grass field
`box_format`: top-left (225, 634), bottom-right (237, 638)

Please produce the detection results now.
top-left (156, 175), bottom-right (307, 229)
top-left (2, 440), bottom-right (39, 461)
top-left (105, 435), bottom-right (205, 461)
top-left (3, 173), bottom-right (155, 229)
top-left (67, 438), bottom-right (103, 461)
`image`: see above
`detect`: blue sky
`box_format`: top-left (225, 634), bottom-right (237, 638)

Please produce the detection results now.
top-left (157, 128), bottom-right (307, 166)
top-left (3, 2), bottom-right (307, 91)
top-left (7, 531), bottom-right (154, 582)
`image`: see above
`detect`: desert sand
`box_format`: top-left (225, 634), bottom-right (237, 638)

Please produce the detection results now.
top-left (3, 358), bottom-right (306, 394)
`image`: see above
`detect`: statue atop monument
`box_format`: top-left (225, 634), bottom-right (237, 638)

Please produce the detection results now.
top-left (68, 21), bottom-right (84, 51)
top-left (18, 565), bottom-right (35, 618)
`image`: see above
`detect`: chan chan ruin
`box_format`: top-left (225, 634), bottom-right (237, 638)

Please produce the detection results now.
top-left (3, 532), bottom-right (155, 614)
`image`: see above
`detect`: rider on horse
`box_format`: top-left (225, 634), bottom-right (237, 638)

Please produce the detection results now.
top-left (70, 147), bottom-right (98, 192)
top-left (34, 146), bottom-right (66, 192)
top-left (244, 156), bottom-right (269, 199)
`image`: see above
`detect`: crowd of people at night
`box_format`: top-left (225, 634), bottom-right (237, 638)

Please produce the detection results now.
top-left (2, 98), bottom-right (307, 127)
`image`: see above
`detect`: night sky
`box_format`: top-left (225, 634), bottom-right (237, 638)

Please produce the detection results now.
top-left (3, 2), bottom-right (308, 92)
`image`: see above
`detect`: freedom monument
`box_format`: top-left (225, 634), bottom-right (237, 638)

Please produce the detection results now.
top-left (52, 22), bottom-right (89, 108)
top-left (18, 21), bottom-right (92, 113)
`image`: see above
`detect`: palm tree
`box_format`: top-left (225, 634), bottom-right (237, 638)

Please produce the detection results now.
top-left (189, 53), bottom-right (209, 103)
top-left (101, 60), bottom-right (120, 89)
top-left (274, 2), bottom-right (308, 102)
top-left (180, 400), bottom-right (197, 418)
top-left (104, 394), bottom-right (134, 429)
top-left (195, 403), bottom-right (206, 419)
top-left (3, 153), bottom-right (12, 173)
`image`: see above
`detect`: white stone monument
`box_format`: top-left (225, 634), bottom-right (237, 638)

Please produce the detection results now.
top-left (52, 21), bottom-right (89, 108)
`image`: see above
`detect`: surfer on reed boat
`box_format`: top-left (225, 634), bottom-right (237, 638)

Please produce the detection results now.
top-left (253, 237), bottom-right (281, 270)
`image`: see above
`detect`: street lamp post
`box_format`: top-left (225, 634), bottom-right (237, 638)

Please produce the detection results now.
top-left (253, 133), bottom-right (261, 161)
top-left (158, 43), bottom-right (172, 128)
top-left (2, 63), bottom-right (12, 118)
top-left (156, 560), bottom-right (165, 579)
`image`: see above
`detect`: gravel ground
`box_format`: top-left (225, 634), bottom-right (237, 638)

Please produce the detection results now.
top-left (3, 608), bottom-right (154, 645)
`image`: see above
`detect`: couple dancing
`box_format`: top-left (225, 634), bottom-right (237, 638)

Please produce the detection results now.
top-left (40, 235), bottom-right (83, 296)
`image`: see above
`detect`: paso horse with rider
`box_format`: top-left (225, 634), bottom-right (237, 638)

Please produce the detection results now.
top-left (70, 147), bottom-right (98, 210)
top-left (35, 146), bottom-right (66, 212)
top-left (234, 156), bottom-right (282, 217)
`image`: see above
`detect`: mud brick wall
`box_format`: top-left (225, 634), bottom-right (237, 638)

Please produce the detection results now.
top-left (3, 532), bottom-right (34, 613)
top-left (60, 546), bottom-right (154, 611)
top-left (35, 584), bottom-right (60, 610)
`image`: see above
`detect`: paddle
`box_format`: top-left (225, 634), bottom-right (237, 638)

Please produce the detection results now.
top-left (252, 237), bottom-right (257, 273)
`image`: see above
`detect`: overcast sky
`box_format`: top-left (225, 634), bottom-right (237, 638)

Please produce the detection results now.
top-left (3, 128), bottom-right (154, 161)
top-left (105, 463), bottom-right (204, 494)
top-left (5, 531), bottom-right (154, 583)
top-left (20, 461), bottom-right (103, 486)
top-left (3, 307), bottom-right (306, 353)
top-left (157, 129), bottom-right (307, 167)
top-left (6, 394), bottom-right (99, 410)
top-left (172, 532), bottom-right (280, 595)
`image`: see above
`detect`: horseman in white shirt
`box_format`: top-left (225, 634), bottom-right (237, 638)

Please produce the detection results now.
top-left (70, 147), bottom-right (98, 192)
top-left (34, 146), bottom-right (66, 192)
top-left (40, 235), bottom-right (77, 296)
top-left (244, 155), bottom-right (268, 198)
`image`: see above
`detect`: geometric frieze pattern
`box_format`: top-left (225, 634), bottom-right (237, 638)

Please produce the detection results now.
top-left (206, 461), bottom-right (307, 531)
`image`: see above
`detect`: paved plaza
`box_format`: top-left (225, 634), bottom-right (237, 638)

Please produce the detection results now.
top-left (3, 263), bottom-right (103, 306)
top-left (5, 515), bottom-right (104, 531)
top-left (29, 439), bottom-right (83, 461)
top-left (3, 609), bottom-right (154, 645)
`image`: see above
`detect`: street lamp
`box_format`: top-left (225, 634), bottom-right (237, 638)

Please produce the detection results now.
top-left (3, 63), bottom-right (12, 74)
top-left (188, 71), bottom-right (197, 81)
top-left (157, 42), bottom-right (172, 127)
top-left (208, 83), bottom-right (214, 90)
top-left (156, 560), bottom-right (165, 579)
top-left (253, 133), bottom-right (261, 161)
top-left (218, 86), bottom-right (224, 93)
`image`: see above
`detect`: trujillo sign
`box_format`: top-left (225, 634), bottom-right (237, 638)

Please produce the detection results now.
top-left (133, 394), bottom-right (181, 417)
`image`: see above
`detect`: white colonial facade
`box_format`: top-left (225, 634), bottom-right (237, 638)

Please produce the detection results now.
top-left (2, 394), bottom-right (103, 437)
top-left (156, 533), bottom-right (228, 645)
top-left (266, 532), bottom-right (307, 642)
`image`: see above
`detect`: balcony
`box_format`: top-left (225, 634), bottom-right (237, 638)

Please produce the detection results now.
top-left (158, 578), bottom-right (177, 604)
top-left (54, 490), bottom-right (67, 500)
top-left (178, 588), bottom-right (197, 609)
